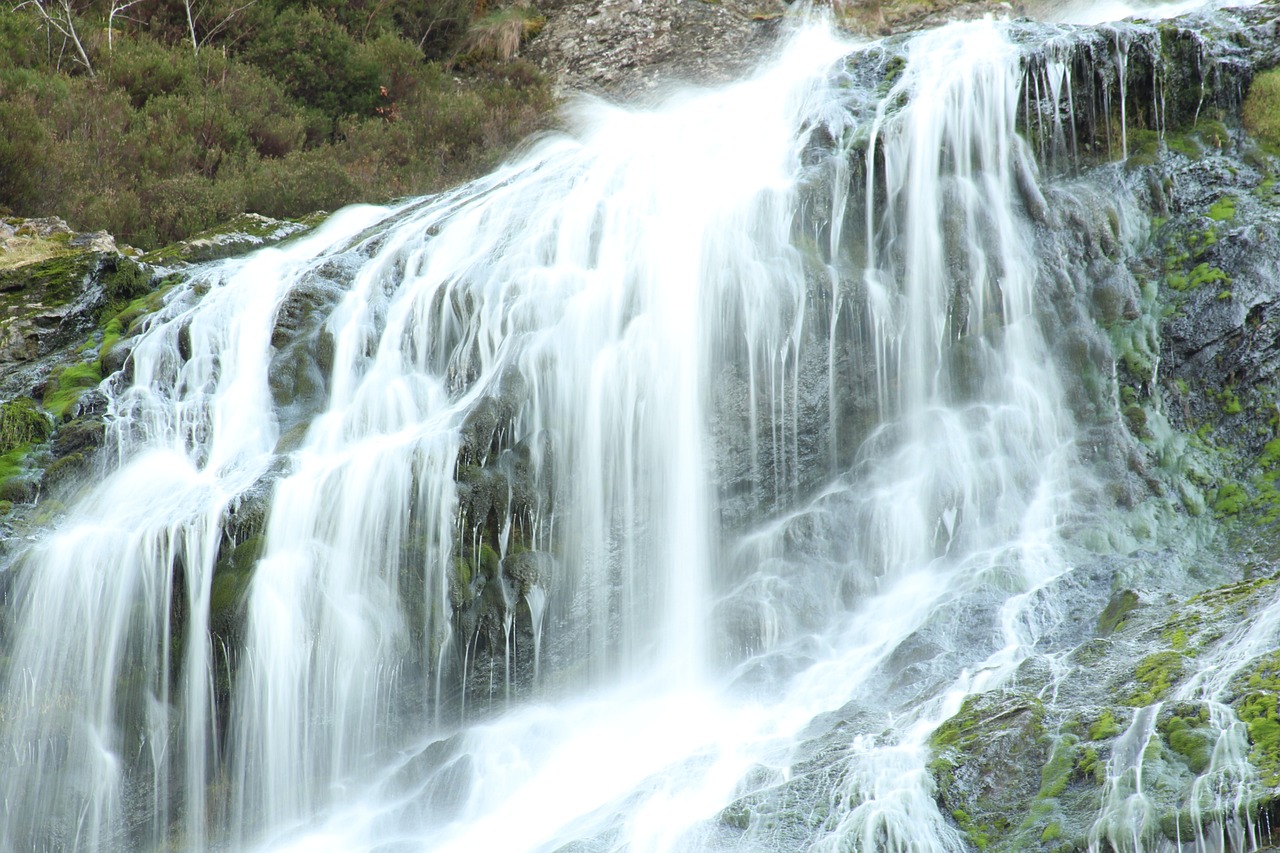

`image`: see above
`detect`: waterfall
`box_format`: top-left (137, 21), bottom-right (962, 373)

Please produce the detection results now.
top-left (0, 6), bottom-right (1267, 853)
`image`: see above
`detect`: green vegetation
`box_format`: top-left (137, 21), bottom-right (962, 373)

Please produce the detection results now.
top-left (1159, 707), bottom-right (1212, 775)
top-left (1167, 262), bottom-right (1229, 292)
top-left (1243, 68), bottom-right (1280, 150)
top-left (0, 0), bottom-right (553, 248)
top-left (1127, 650), bottom-right (1186, 706)
top-left (42, 361), bottom-right (104, 420)
top-left (1097, 589), bottom-right (1139, 636)
top-left (1089, 709), bottom-right (1121, 741)
top-left (0, 397), bottom-right (51, 455)
top-left (1235, 654), bottom-right (1280, 786)
top-left (1207, 195), bottom-right (1237, 221)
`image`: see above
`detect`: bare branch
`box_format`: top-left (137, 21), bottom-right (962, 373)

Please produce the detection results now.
top-left (196, 0), bottom-right (259, 52)
top-left (106, 0), bottom-right (146, 52)
top-left (15, 0), bottom-right (93, 75)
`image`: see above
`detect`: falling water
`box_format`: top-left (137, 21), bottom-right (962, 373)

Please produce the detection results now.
top-left (0, 5), bottom-right (1265, 853)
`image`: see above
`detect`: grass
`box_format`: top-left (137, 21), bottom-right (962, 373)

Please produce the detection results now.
top-left (0, 234), bottom-right (72, 271)
top-left (42, 362), bottom-right (104, 421)
top-left (1243, 68), bottom-right (1280, 150)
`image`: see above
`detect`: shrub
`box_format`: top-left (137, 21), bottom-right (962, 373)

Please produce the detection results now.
top-left (239, 148), bottom-right (361, 219)
top-left (457, 4), bottom-right (545, 63)
top-left (0, 98), bottom-right (51, 213)
top-left (103, 35), bottom-right (203, 107)
top-left (137, 172), bottom-right (243, 247)
top-left (245, 8), bottom-right (380, 124)
top-left (354, 32), bottom-right (426, 102)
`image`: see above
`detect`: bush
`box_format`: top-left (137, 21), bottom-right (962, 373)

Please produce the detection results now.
top-left (0, 4), bottom-right (556, 249)
top-left (240, 148), bottom-right (361, 219)
top-left (0, 98), bottom-right (51, 213)
top-left (355, 32), bottom-right (426, 102)
top-left (104, 36), bottom-right (203, 107)
top-left (137, 173), bottom-right (244, 247)
top-left (245, 7), bottom-right (380, 124)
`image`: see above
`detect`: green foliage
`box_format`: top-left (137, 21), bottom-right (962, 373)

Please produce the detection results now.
top-left (1160, 709), bottom-right (1212, 774)
top-left (1167, 263), bottom-right (1229, 292)
top-left (0, 4), bottom-right (553, 248)
top-left (1233, 651), bottom-right (1280, 786)
top-left (1243, 68), bottom-right (1280, 150)
top-left (0, 397), bottom-right (51, 455)
top-left (1127, 651), bottom-right (1186, 706)
top-left (1075, 746), bottom-right (1102, 781)
top-left (42, 361), bottom-right (104, 421)
top-left (1207, 195), bottom-right (1237, 222)
top-left (245, 7), bottom-right (380, 125)
top-left (1089, 709), bottom-right (1121, 741)
top-left (1213, 482), bottom-right (1248, 516)
top-left (1097, 589), bottom-right (1139, 636)
top-left (100, 257), bottom-right (152, 314)
top-left (0, 448), bottom-right (28, 488)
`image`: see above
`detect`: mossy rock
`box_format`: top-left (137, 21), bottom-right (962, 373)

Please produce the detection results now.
top-left (139, 213), bottom-right (313, 265)
top-left (41, 361), bottom-right (103, 421)
top-left (1228, 650), bottom-right (1280, 787)
top-left (210, 536), bottom-right (263, 641)
top-left (1243, 67), bottom-right (1280, 151)
top-left (1158, 705), bottom-right (1212, 775)
top-left (40, 451), bottom-right (89, 492)
top-left (1097, 588), bottom-right (1140, 636)
top-left (1126, 650), bottom-right (1187, 706)
top-left (0, 397), bottom-right (51, 455)
top-left (0, 251), bottom-right (96, 305)
top-left (931, 692), bottom-right (1049, 850)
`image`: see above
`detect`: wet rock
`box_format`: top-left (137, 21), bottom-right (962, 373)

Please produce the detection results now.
top-left (139, 213), bottom-right (314, 266)
top-left (501, 549), bottom-right (556, 596)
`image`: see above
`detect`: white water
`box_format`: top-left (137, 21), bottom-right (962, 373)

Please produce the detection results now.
top-left (0, 7), bottom-right (1258, 853)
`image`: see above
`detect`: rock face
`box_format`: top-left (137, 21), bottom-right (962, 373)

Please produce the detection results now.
top-left (525, 0), bottom-right (790, 96)
top-left (0, 214), bottom-right (314, 536)
top-left (523, 0), bottom-right (1041, 97)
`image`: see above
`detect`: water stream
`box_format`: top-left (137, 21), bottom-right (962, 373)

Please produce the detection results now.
top-left (0, 4), bottom-right (1273, 853)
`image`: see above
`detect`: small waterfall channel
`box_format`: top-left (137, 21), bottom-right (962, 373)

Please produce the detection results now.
top-left (1, 3), bottom-right (1275, 852)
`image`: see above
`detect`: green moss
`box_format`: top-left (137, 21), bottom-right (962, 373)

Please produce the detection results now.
top-left (1220, 387), bottom-right (1243, 415)
top-left (1168, 262), bottom-right (1229, 292)
top-left (1097, 589), bottom-right (1139, 636)
top-left (1162, 713), bottom-right (1212, 774)
top-left (1243, 68), bottom-right (1280, 151)
top-left (1035, 736), bottom-right (1076, 800)
top-left (42, 361), bottom-right (103, 420)
top-left (1213, 482), bottom-right (1248, 516)
top-left (99, 257), bottom-right (152, 314)
top-left (1127, 651), bottom-right (1186, 706)
top-left (452, 556), bottom-right (474, 606)
top-left (0, 448), bottom-right (27, 483)
top-left (1076, 746), bottom-right (1103, 781)
top-left (0, 252), bottom-right (96, 305)
top-left (1232, 651), bottom-right (1280, 786)
top-left (0, 397), bottom-right (51, 454)
top-left (1207, 195), bottom-right (1237, 222)
top-left (1126, 128), bottom-right (1161, 167)
top-left (1089, 709), bottom-right (1121, 741)
top-left (951, 807), bottom-right (995, 851)
top-left (479, 543), bottom-right (500, 577)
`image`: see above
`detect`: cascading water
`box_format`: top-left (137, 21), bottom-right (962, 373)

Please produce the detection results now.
top-left (2, 5), bottom-right (1275, 853)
